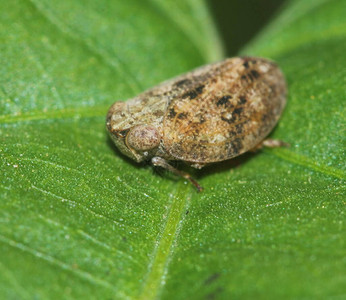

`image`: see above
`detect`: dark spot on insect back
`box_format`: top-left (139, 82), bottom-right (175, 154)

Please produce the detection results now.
top-left (235, 123), bottom-right (244, 134)
top-left (221, 107), bottom-right (243, 124)
top-left (177, 112), bottom-right (187, 120)
top-left (229, 130), bottom-right (236, 138)
top-left (243, 61), bottom-right (249, 69)
top-left (241, 75), bottom-right (247, 80)
top-left (229, 121), bottom-right (246, 137)
top-left (182, 85), bottom-right (205, 100)
top-left (182, 90), bottom-right (198, 99)
top-left (195, 85), bottom-right (205, 94)
top-left (175, 79), bottom-right (191, 87)
top-left (168, 108), bottom-right (176, 118)
top-left (239, 96), bottom-right (247, 104)
top-left (229, 138), bottom-right (243, 155)
top-left (250, 70), bottom-right (260, 79)
top-left (217, 95), bottom-right (232, 107)
top-left (233, 107), bottom-right (243, 116)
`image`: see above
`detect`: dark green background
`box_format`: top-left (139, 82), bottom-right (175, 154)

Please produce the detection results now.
top-left (209, 0), bottom-right (286, 55)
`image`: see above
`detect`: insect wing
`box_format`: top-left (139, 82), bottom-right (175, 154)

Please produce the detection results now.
top-left (162, 57), bottom-right (287, 163)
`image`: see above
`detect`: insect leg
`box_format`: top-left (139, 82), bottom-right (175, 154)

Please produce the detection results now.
top-left (251, 138), bottom-right (290, 152)
top-left (151, 157), bottom-right (203, 192)
top-left (262, 138), bottom-right (290, 148)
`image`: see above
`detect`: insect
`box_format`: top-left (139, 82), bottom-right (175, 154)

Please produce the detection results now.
top-left (106, 57), bottom-right (287, 191)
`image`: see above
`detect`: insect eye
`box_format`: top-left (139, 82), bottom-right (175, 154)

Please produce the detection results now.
top-left (126, 125), bottom-right (160, 151)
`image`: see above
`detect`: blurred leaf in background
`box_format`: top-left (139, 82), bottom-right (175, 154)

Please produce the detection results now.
top-left (209, 0), bottom-right (286, 55)
top-left (0, 0), bottom-right (345, 299)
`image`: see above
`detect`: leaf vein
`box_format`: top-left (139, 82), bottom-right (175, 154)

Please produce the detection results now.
top-left (0, 105), bottom-right (108, 124)
top-left (266, 148), bottom-right (345, 179)
top-left (31, 185), bottom-right (126, 228)
top-left (0, 234), bottom-right (120, 293)
top-left (27, 0), bottom-right (143, 94)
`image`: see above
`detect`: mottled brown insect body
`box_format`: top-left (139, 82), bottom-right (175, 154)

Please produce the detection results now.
top-left (107, 57), bottom-right (287, 190)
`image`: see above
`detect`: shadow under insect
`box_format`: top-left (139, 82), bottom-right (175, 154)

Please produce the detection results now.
top-left (107, 125), bottom-right (287, 192)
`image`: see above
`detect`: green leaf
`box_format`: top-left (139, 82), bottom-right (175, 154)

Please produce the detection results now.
top-left (0, 0), bottom-right (344, 299)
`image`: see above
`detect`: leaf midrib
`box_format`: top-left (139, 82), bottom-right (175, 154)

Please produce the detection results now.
top-left (139, 182), bottom-right (191, 299)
